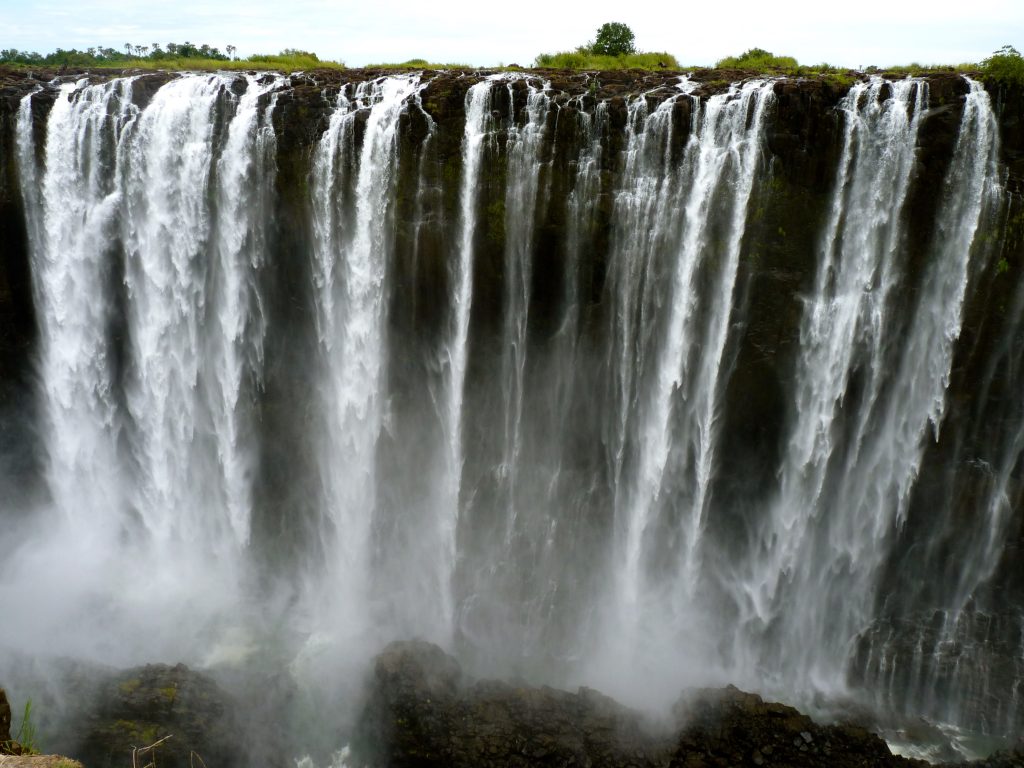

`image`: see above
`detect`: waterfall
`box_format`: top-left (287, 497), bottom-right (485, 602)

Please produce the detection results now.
top-left (854, 78), bottom-right (1010, 732)
top-left (8, 72), bottom-right (283, 660)
top-left (4, 68), bottom-right (1022, 750)
top-left (309, 74), bottom-right (422, 641)
top-left (122, 74), bottom-right (280, 553)
top-left (923, 78), bottom-right (1002, 611)
top-left (116, 73), bottom-right (282, 564)
top-left (122, 75), bottom-right (226, 547)
top-left (594, 80), bottom-right (776, 702)
top-left (559, 97), bottom-right (605, 396)
top-left (444, 78), bottom-right (493, 637)
top-left (210, 75), bottom-right (282, 545)
top-left (739, 75), bottom-right (1005, 705)
top-left (735, 77), bottom-right (928, 692)
top-left (18, 79), bottom-right (136, 543)
top-left (451, 74), bottom-right (565, 670)
top-left (498, 79), bottom-right (550, 530)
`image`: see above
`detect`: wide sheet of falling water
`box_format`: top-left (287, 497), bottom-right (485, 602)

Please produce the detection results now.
top-left (0, 70), bottom-right (1018, 762)
top-left (7, 73), bottom-right (282, 662)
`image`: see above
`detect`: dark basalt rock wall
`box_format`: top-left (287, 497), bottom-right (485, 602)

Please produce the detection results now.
top-left (0, 73), bottom-right (41, 509)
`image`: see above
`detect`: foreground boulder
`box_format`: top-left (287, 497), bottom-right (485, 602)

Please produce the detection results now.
top-left (352, 641), bottom-right (1024, 768)
top-left (353, 640), bottom-right (670, 767)
top-left (56, 663), bottom-right (242, 768)
top-left (673, 686), bottom-right (902, 767)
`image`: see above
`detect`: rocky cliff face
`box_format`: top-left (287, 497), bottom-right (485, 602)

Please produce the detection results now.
top-left (0, 65), bottom-right (1022, 746)
top-left (0, 72), bottom-right (41, 508)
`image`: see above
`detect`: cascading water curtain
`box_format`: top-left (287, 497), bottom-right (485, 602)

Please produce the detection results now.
top-left (853, 77), bottom-right (1012, 734)
top-left (735, 76), bottom-right (1003, 709)
top-left (8, 73), bottom-right (282, 663)
top-left (588, 80), bottom-right (777, 706)
top-left (3, 69), bottom-right (1019, 746)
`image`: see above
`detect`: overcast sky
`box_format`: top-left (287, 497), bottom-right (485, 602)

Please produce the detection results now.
top-left (1, 0), bottom-right (1020, 68)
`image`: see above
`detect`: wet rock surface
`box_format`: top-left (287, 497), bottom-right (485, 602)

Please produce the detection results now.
top-left (3, 645), bottom-right (1024, 768)
top-left (673, 686), bottom-right (907, 768)
top-left (32, 663), bottom-right (243, 768)
top-left (353, 641), bottom-right (672, 768)
top-left (353, 642), bottom-right (1024, 768)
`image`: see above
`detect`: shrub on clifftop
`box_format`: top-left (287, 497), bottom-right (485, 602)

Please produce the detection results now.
top-left (982, 44), bottom-right (1024, 85)
top-left (533, 50), bottom-right (679, 70)
top-left (535, 22), bottom-right (676, 70)
top-left (716, 47), bottom-right (799, 70)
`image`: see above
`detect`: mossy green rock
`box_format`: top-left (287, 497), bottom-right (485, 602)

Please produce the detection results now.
top-left (68, 664), bottom-right (240, 768)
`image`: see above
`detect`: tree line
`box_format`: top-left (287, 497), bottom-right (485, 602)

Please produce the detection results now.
top-left (0, 42), bottom-right (237, 66)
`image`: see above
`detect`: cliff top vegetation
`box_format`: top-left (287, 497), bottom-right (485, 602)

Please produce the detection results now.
top-left (364, 58), bottom-right (472, 70)
top-left (981, 45), bottom-right (1024, 84)
top-left (0, 43), bottom-right (345, 72)
top-left (534, 21), bottom-right (678, 70)
top-left (0, 35), bottom-right (1020, 83)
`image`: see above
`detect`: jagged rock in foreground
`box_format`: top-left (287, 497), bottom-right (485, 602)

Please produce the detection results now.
top-left (352, 642), bottom-right (1024, 768)
top-left (48, 663), bottom-right (243, 768)
top-left (673, 686), bottom-right (899, 767)
top-left (353, 641), bottom-right (671, 767)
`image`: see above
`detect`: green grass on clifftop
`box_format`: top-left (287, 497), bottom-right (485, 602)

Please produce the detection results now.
top-left (95, 53), bottom-right (344, 71)
top-left (0, 48), bottom-right (344, 72)
top-left (5, 41), bottom-right (1022, 82)
top-left (534, 50), bottom-right (679, 70)
top-left (364, 58), bottom-right (471, 70)
top-left (715, 48), bottom-right (797, 70)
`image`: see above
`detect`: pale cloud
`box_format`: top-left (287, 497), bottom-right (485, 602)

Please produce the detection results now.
top-left (0, 0), bottom-right (1019, 67)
